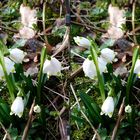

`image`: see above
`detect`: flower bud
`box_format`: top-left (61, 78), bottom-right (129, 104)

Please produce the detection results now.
top-left (73, 36), bottom-right (91, 48)
top-left (34, 105), bottom-right (41, 113)
top-left (125, 105), bottom-right (132, 113)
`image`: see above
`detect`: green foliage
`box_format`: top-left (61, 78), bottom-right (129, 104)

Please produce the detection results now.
top-left (80, 92), bottom-right (102, 124)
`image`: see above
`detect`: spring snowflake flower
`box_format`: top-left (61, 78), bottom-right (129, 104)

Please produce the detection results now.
top-left (100, 96), bottom-right (114, 118)
top-left (9, 48), bottom-right (27, 63)
top-left (125, 105), bottom-right (132, 113)
top-left (10, 96), bottom-right (24, 118)
top-left (134, 59), bottom-right (140, 78)
top-left (100, 48), bottom-right (116, 63)
top-left (43, 57), bottom-right (61, 76)
top-left (0, 57), bottom-right (15, 78)
top-left (34, 105), bottom-right (41, 113)
top-left (73, 36), bottom-right (91, 48)
top-left (82, 57), bottom-right (107, 79)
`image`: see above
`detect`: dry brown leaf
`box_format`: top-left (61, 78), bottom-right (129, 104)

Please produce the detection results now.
top-left (20, 4), bottom-right (37, 28)
top-left (102, 4), bottom-right (126, 40)
top-left (15, 4), bottom-right (37, 39)
top-left (114, 65), bottom-right (128, 77)
top-left (24, 66), bottom-right (38, 77)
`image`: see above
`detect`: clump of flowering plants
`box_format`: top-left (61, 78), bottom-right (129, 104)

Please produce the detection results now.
top-left (71, 36), bottom-right (140, 139)
top-left (0, 1), bottom-right (69, 139)
top-left (0, 38), bottom-right (67, 138)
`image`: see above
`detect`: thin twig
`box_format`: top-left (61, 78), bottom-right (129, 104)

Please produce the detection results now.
top-left (70, 66), bottom-right (83, 80)
top-left (44, 86), bottom-right (69, 100)
top-left (0, 25), bottom-right (18, 33)
top-left (52, 26), bottom-right (70, 57)
top-left (111, 98), bottom-right (125, 140)
top-left (22, 98), bottom-right (35, 140)
top-left (71, 18), bottom-right (106, 33)
top-left (32, 79), bottom-right (69, 100)
top-left (0, 122), bottom-right (12, 140)
top-left (132, 0), bottom-right (137, 44)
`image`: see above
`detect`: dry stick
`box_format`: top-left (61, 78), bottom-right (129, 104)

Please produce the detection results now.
top-left (71, 21), bottom-right (106, 33)
top-left (32, 79), bottom-right (69, 100)
top-left (0, 122), bottom-right (12, 140)
top-left (0, 25), bottom-right (18, 33)
top-left (22, 99), bottom-right (35, 140)
top-left (71, 6), bottom-right (106, 33)
top-left (111, 97), bottom-right (125, 140)
top-left (132, 0), bottom-right (137, 44)
top-left (70, 66), bottom-right (83, 80)
top-left (70, 83), bottom-right (101, 140)
top-left (52, 26), bottom-right (70, 57)
top-left (130, 26), bottom-right (140, 35)
top-left (44, 85), bottom-right (69, 100)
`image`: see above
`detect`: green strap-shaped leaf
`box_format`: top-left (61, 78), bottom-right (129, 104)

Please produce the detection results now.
top-left (80, 92), bottom-right (103, 125)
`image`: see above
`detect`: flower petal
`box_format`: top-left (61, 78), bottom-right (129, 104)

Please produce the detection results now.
top-left (10, 96), bottom-right (24, 118)
top-left (73, 36), bottom-right (91, 48)
top-left (43, 57), bottom-right (62, 76)
top-left (101, 96), bottom-right (114, 118)
top-left (9, 48), bottom-right (27, 63)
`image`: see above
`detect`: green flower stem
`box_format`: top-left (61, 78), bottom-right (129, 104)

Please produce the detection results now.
top-left (126, 47), bottom-right (139, 104)
top-left (37, 47), bottom-right (47, 102)
top-left (42, 2), bottom-right (49, 46)
top-left (0, 53), bottom-right (15, 101)
top-left (90, 46), bottom-right (105, 102)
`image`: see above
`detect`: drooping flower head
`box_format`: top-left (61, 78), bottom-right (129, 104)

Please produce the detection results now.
top-left (10, 96), bottom-right (24, 118)
top-left (82, 57), bottom-right (107, 79)
top-left (73, 36), bottom-right (91, 48)
top-left (43, 57), bottom-right (62, 76)
top-left (100, 96), bottom-right (114, 118)
top-left (9, 48), bottom-right (27, 64)
top-left (100, 48), bottom-right (116, 63)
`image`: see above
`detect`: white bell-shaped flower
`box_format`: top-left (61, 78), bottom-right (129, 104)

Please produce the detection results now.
top-left (82, 58), bottom-right (96, 79)
top-left (33, 105), bottom-right (41, 113)
top-left (43, 57), bottom-right (61, 76)
top-left (10, 96), bottom-right (24, 118)
top-left (82, 57), bottom-right (107, 79)
top-left (98, 57), bottom-right (107, 73)
top-left (9, 48), bottom-right (27, 63)
top-left (100, 96), bottom-right (114, 118)
top-left (100, 48), bottom-right (116, 63)
top-left (134, 59), bottom-right (140, 78)
top-left (73, 36), bottom-right (91, 48)
top-left (0, 57), bottom-right (15, 78)
top-left (125, 105), bottom-right (132, 113)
